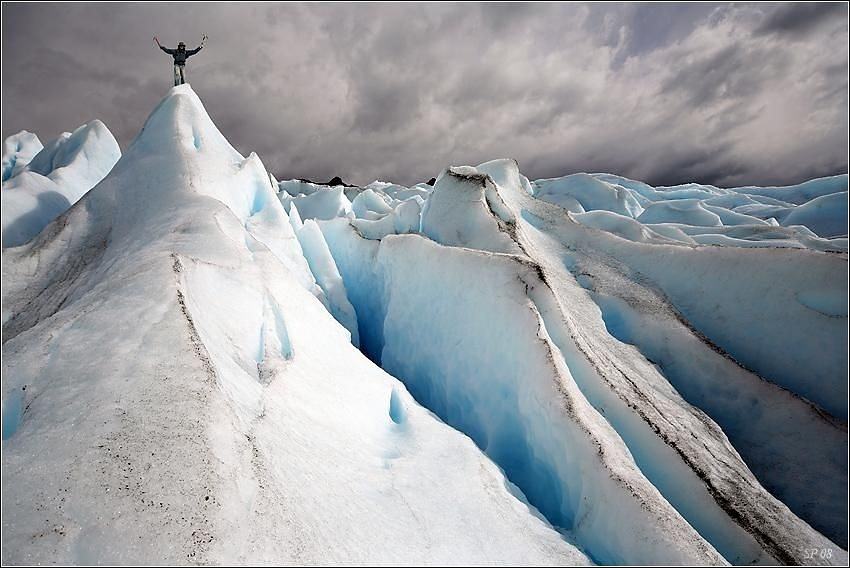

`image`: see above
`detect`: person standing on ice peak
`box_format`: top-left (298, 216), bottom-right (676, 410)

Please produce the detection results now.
top-left (154, 35), bottom-right (206, 86)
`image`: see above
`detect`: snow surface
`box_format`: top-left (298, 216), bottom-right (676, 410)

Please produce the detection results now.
top-left (2, 85), bottom-right (847, 566)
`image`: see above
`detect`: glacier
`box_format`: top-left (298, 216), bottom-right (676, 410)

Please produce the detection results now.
top-left (1, 85), bottom-right (847, 566)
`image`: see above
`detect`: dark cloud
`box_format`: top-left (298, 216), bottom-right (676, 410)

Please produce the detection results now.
top-left (2, 2), bottom-right (847, 188)
top-left (587, 3), bottom-right (720, 67)
top-left (661, 42), bottom-right (790, 107)
top-left (756, 2), bottom-right (845, 38)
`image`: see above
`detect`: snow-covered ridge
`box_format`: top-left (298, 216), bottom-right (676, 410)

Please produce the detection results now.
top-left (2, 85), bottom-right (847, 566)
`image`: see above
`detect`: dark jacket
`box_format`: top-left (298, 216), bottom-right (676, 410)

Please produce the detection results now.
top-left (160, 45), bottom-right (201, 66)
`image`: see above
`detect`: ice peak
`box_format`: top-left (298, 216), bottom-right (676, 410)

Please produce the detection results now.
top-left (128, 84), bottom-right (241, 164)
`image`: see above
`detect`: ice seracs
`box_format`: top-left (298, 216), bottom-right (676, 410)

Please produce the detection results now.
top-left (2, 130), bottom-right (43, 182)
top-left (533, 172), bottom-right (644, 217)
top-left (420, 166), bottom-right (522, 255)
top-left (308, 159), bottom-right (847, 563)
top-left (1, 121), bottom-right (121, 248)
top-left (781, 191), bottom-right (848, 238)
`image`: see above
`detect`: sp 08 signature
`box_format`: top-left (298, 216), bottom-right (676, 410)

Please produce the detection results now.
top-left (803, 548), bottom-right (833, 560)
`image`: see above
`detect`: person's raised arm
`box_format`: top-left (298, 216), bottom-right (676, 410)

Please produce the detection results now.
top-left (186, 34), bottom-right (207, 57)
top-left (154, 36), bottom-right (175, 55)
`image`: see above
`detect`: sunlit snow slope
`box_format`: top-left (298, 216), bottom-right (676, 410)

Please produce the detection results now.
top-left (2, 85), bottom-right (847, 566)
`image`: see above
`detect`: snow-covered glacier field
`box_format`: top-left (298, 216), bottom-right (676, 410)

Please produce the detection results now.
top-left (2, 85), bottom-right (847, 566)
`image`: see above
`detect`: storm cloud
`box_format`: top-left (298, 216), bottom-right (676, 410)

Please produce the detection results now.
top-left (2, 2), bottom-right (847, 187)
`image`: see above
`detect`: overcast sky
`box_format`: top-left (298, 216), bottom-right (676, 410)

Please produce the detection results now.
top-left (2, 2), bottom-right (848, 187)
